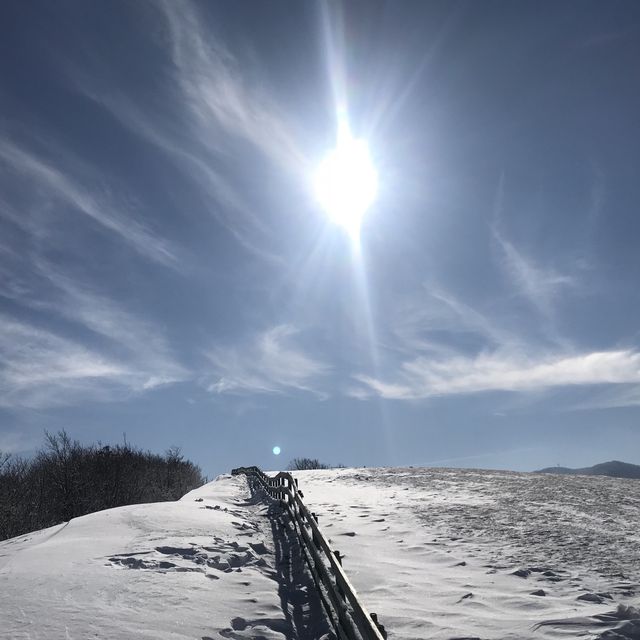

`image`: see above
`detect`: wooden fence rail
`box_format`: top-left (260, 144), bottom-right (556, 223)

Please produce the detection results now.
top-left (231, 466), bottom-right (387, 640)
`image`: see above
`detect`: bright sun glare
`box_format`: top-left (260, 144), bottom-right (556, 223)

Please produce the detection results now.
top-left (314, 124), bottom-right (377, 240)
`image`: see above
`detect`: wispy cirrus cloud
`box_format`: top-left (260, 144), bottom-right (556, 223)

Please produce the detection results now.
top-left (0, 137), bottom-right (178, 267)
top-left (351, 231), bottom-right (637, 404)
top-left (0, 311), bottom-right (185, 410)
top-left (390, 286), bottom-right (516, 355)
top-left (354, 349), bottom-right (640, 400)
top-left (68, 0), bottom-right (304, 264)
top-left (38, 268), bottom-right (188, 386)
top-left (490, 173), bottom-right (577, 327)
top-left (205, 324), bottom-right (329, 396)
top-left (0, 314), bottom-right (129, 409)
top-left (0, 260), bottom-right (188, 409)
top-left (357, 270), bottom-right (639, 407)
top-left (494, 229), bottom-right (576, 319)
top-left (82, 93), bottom-right (285, 265)
top-left (568, 383), bottom-right (640, 411)
top-left (0, 135), bottom-right (189, 410)
top-left (158, 0), bottom-right (304, 172)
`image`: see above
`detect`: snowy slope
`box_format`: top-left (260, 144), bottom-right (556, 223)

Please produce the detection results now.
top-left (291, 467), bottom-right (640, 640)
top-left (2, 467), bottom-right (639, 640)
top-left (0, 474), bottom-right (329, 639)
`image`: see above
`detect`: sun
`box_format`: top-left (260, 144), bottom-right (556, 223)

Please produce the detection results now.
top-left (314, 125), bottom-right (378, 240)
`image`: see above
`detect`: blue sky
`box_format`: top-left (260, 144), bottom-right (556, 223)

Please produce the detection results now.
top-left (1, 1), bottom-right (639, 477)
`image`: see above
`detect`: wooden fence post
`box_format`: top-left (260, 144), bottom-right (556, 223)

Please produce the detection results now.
top-left (231, 466), bottom-right (386, 640)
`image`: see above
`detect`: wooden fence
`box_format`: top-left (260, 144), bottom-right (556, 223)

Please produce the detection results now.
top-left (231, 466), bottom-right (387, 640)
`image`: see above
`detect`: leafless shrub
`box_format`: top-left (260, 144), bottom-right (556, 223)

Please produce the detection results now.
top-left (0, 431), bottom-right (205, 541)
top-left (288, 457), bottom-right (331, 470)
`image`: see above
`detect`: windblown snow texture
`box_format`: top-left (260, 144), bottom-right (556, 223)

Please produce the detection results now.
top-left (292, 467), bottom-right (640, 640)
top-left (1, 467), bottom-right (639, 640)
top-left (0, 474), bottom-right (330, 639)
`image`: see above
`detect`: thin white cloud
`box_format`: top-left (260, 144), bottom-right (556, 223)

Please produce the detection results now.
top-left (0, 262), bottom-right (188, 409)
top-left (490, 173), bottom-right (576, 325)
top-left (0, 134), bottom-right (190, 412)
top-left (0, 311), bottom-right (185, 410)
top-left (0, 315), bottom-right (127, 409)
top-left (158, 0), bottom-right (304, 172)
top-left (80, 90), bottom-right (284, 263)
top-left (381, 286), bottom-right (521, 396)
top-left (0, 138), bottom-right (178, 267)
top-left (0, 196), bottom-right (31, 233)
top-left (65, 1), bottom-right (305, 264)
top-left (494, 230), bottom-right (575, 318)
top-left (39, 269), bottom-right (187, 383)
top-left (205, 325), bottom-right (329, 396)
top-left (354, 349), bottom-right (640, 400)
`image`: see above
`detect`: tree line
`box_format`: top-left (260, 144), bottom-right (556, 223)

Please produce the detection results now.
top-left (0, 431), bottom-right (205, 542)
top-left (287, 457), bottom-right (345, 470)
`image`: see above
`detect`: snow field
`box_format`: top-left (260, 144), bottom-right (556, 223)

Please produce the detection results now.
top-left (0, 474), bottom-right (328, 639)
top-left (290, 467), bottom-right (640, 640)
top-left (2, 466), bottom-right (639, 640)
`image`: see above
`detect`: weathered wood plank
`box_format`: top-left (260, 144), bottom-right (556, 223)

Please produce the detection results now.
top-left (232, 466), bottom-right (387, 640)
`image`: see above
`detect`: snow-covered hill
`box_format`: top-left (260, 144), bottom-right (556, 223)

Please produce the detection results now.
top-left (291, 467), bottom-right (640, 640)
top-left (537, 460), bottom-right (640, 480)
top-left (1, 467), bottom-right (639, 640)
top-left (0, 474), bottom-right (330, 639)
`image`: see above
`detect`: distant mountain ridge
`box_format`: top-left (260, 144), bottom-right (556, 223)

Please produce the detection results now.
top-left (536, 460), bottom-right (640, 480)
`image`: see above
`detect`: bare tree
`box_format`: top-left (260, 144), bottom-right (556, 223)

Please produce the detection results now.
top-left (0, 433), bottom-right (206, 542)
top-left (0, 451), bottom-right (10, 472)
top-left (288, 457), bottom-right (330, 471)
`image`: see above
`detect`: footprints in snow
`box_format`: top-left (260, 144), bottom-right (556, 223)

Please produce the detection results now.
top-left (217, 615), bottom-right (290, 639)
top-left (312, 502), bottom-right (390, 537)
top-left (107, 539), bottom-right (272, 578)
